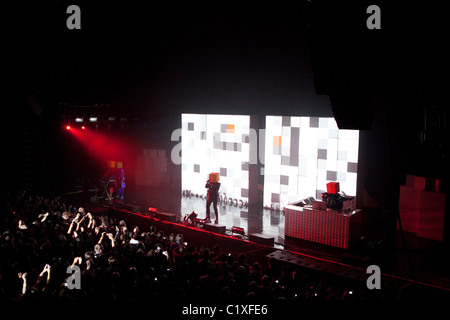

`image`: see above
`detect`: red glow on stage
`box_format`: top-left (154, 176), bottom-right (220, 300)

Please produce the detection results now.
top-left (68, 126), bottom-right (134, 165)
top-left (66, 125), bottom-right (71, 130)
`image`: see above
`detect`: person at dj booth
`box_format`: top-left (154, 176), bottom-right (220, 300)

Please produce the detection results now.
top-left (205, 176), bottom-right (221, 224)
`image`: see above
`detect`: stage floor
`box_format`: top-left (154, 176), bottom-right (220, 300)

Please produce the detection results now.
top-left (120, 185), bottom-right (285, 244)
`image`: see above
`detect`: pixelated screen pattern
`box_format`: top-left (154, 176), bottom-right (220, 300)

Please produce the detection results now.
top-left (181, 114), bottom-right (250, 202)
top-left (264, 116), bottom-right (359, 209)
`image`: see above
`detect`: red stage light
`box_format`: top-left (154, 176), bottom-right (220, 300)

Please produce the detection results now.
top-left (81, 126), bottom-right (86, 130)
top-left (66, 125), bottom-right (71, 130)
top-left (148, 207), bottom-right (159, 214)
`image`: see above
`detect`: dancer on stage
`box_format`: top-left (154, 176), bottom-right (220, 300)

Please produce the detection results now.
top-left (205, 173), bottom-right (221, 224)
top-left (104, 161), bottom-right (117, 201)
top-left (115, 162), bottom-right (126, 201)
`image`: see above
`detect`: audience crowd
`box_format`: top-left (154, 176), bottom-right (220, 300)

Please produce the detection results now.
top-left (0, 191), bottom-right (403, 301)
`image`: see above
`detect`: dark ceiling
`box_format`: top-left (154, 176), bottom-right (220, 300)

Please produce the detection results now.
top-left (10, 1), bottom-right (449, 119)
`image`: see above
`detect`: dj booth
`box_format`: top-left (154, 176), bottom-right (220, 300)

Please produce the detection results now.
top-left (285, 203), bottom-right (362, 249)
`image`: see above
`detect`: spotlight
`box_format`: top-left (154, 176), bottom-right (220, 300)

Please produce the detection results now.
top-left (75, 117), bottom-right (83, 123)
top-left (81, 126), bottom-right (86, 130)
top-left (89, 117), bottom-right (98, 122)
top-left (66, 125), bottom-right (71, 130)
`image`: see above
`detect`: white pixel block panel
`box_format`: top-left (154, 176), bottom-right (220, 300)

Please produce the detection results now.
top-left (264, 116), bottom-right (359, 209)
top-left (182, 114), bottom-right (251, 202)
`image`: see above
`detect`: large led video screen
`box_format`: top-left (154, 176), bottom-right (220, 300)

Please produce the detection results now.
top-left (264, 116), bottom-right (359, 209)
top-left (181, 114), bottom-right (251, 203)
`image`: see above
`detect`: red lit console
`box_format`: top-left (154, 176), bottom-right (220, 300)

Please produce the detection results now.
top-left (285, 204), bottom-right (362, 249)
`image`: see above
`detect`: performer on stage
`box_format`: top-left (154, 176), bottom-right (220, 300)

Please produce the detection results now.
top-left (205, 173), bottom-right (221, 224)
top-left (104, 161), bottom-right (117, 200)
top-left (115, 162), bottom-right (126, 201)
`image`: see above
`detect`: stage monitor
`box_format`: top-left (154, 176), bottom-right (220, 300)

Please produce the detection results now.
top-left (263, 116), bottom-right (359, 209)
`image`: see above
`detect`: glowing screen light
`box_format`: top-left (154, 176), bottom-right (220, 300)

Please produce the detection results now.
top-left (181, 114), bottom-right (250, 203)
top-left (263, 116), bottom-right (359, 209)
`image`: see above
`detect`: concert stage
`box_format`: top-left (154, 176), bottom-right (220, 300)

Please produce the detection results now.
top-left (72, 185), bottom-right (450, 299)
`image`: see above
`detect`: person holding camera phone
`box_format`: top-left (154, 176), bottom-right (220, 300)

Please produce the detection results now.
top-left (205, 177), bottom-right (221, 224)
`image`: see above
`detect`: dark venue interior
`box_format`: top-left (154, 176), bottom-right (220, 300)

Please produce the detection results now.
top-left (3, 0), bottom-right (450, 308)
